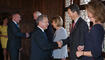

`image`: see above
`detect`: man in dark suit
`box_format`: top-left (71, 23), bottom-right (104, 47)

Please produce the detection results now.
top-left (33, 11), bottom-right (54, 59)
top-left (33, 11), bottom-right (54, 43)
top-left (57, 4), bottom-right (89, 60)
top-left (30, 15), bottom-right (57, 60)
top-left (7, 13), bottom-right (29, 60)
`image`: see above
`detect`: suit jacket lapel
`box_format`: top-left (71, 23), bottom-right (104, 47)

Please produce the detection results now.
top-left (70, 17), bottom-right (82, 34)
top-left (11, 21), bottom-right (21, 32)
top-left (12, 21), bottom-right (19, 29)
top-left (37, 27), bottom-right (48, 40)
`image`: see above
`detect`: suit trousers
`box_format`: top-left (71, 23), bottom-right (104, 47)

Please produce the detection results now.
top-left (9, 48), bottom-right (19, 60)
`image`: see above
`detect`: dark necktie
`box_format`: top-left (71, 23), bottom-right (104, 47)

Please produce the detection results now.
top-left (72, 22), bottom-right (75, 29)
top-left (43, 32), bottom-right (48, 40)
top-left (16, 23), bottom-right (19, 28)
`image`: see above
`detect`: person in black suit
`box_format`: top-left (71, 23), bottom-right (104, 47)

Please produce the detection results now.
top-left (33, 11), bottom-right (54, 43)
top-left (32, 11), bottom-right (54, 59)
top-left (57, 4), bottom-right (89, 60)
top-left (76, 1), bottom-right (105, 60)
top-left (30, 15), bottom-right (57, 60)
top-left (7, 13), bottom-right (29, 60)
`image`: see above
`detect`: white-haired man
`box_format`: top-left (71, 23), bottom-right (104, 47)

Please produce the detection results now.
top-left (33, 11), bottom-right (42, 27)
top-left (32, 11), bottom-right (54, 59)
top-left (32, 11), bottom-right (54, 43)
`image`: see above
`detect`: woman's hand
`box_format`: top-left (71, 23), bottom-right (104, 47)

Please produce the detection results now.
top-left (76, 51), bottom-right (84, 57)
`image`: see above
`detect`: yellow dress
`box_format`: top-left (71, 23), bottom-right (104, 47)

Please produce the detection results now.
top-left (0, 25), bottom-right (8, 48)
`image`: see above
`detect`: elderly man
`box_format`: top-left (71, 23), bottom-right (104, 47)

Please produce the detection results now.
top-left (33, 12), bottom-right (54, 59)
top-left (33, 11), bottom-right (42, 27)
top-left (33, 11), bottom-right (54, 42)
top-left (7, 13), bottom-right (29, 60)
top-left (30, 15), bottom-right (57, 60)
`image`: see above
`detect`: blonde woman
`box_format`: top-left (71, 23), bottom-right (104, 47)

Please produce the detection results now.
top-left (52, 16), bottom-right (68, 60)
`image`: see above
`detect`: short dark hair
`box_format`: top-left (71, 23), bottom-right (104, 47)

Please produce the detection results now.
top-left (67, 4), bottom-right (80, 15)
top-left (0, 16), bottom-right (9, 25)
top-left (36, 15), bottom-right (47, 25)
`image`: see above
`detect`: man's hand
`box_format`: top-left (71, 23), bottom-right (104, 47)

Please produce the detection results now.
top-left (26, 33), bottom-right (30, 38)
top-left (56, 41), bottom-right (63, 48)
top-left (76, 51), bottom-right (84, 57)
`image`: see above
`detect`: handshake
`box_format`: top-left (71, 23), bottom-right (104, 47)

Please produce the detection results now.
top-left (26, 33), bottom-right (30, 38)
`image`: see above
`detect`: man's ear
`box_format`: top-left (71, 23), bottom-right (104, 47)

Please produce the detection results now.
top-left (38, 21), bottom-right (41, 25)
top-left (38, 21), bottom-right (42, 26)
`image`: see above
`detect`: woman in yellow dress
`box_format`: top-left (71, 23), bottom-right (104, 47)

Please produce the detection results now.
top-left (0, 16), bottom-right (9, 60)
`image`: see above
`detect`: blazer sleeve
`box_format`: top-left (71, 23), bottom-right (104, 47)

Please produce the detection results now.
top-left (32, 32), bottom-right (58, 51)
top-left (62, 22), bottom-right (88, 46)
top-left (62, 36), bottom-right (72, 46)
top-left (10, 23), bottom-right (26, 38)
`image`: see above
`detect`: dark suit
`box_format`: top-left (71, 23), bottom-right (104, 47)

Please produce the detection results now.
top-left (34, 21), bottom-right (54, 42)
top-left (30, 27), bottom-right (57, 60)
top-left (31, 21), bottom-right (54, 59)
top-left (45, 22), bottom-right (54, 43)
top-left (83, 24), bottom-right (104, 60)
top-left (7, 21), bottom-right (26, 60)
top-left (62, 17), bottom-right (89, 60)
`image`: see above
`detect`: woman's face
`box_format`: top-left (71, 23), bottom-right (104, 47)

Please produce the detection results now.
top-left (52, 21), bottom-right (57, 29)
top-left (3, 18), bottom-right (8, 24)
top-left (87, 10), bottom-right (96, 23)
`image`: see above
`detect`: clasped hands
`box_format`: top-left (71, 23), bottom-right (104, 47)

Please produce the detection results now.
top-left (56, 41), bottom-right (84, 58)
top-left (76, 45), bottom-right (84, 57)
top-left (56, 41), bottom-right (84, 57)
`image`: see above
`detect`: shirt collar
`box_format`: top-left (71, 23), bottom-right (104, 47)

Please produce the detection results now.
top-left (38, 26), bottom-right (44, 32)
top-left (74, 16), bottom-right (80, 23)
top-left (13, 20), bottom-right (17, 25)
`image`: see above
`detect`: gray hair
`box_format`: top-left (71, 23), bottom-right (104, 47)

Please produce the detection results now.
top-left (35, 11), bottom-right (42, 17)
top-left (36, 15), bottom-right (47, 25)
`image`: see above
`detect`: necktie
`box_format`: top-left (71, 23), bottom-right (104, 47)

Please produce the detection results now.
top-left (16, 24), bottom-right (19, 28)
top-left (43, 32), bottom-right (48, 40)
top-left (69, 24), bottom-right (72, 32)
top-left (72, 22), bottom-right (75, 29)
